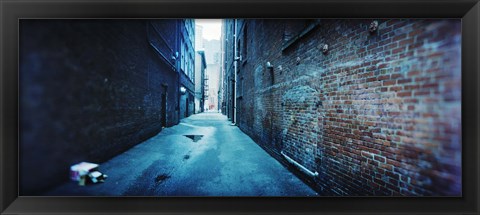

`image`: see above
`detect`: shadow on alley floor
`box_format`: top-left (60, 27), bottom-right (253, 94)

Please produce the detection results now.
top-left (45, 112), bottom-right (318, 196)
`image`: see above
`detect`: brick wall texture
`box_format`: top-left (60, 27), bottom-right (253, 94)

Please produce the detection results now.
top-left (232, 19), bottom-right (461, 196)
top-left (19, 20), bottom-right (183, 195)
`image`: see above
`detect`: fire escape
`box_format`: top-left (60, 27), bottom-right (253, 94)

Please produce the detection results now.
top-left (204, 74), bottom-right (209, 103)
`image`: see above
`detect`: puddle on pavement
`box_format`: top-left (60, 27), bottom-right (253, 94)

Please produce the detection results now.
top-left (155, 174), bottom-right (171, 183)
top-left (184, 135), bottom-right (203, 142)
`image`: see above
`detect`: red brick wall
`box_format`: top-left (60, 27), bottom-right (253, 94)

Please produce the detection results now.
top-left (234, 19), bottom-right (461, 196)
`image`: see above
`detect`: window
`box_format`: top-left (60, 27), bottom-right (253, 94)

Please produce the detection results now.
top-left (241, 24), bottom-right (247, 64)
top-left (184, 45), bottom-right (188, 75)
top-left (180, 38), bottom-right (185, 72)
top-left (236, 40), bottom-right (241, 62)
top-left (238, 77), bottom-right (244, 99)
top-left (189, 54), bottom-right (194, 82)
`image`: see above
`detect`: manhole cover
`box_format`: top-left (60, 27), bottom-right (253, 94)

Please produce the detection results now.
top-left (184, 135), bottom-right (203, 142)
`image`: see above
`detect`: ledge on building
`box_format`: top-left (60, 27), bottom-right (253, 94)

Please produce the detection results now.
top-left (281, 20), bottom-right (321, 52)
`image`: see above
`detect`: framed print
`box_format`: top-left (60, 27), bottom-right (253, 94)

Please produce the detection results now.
top-left (1, 0), bottom-right (479, 214)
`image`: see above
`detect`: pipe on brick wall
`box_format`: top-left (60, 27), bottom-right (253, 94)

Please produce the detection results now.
top-left (232, 19), bottom-right (238, 124)
top-left (281, 151), bottom-right (319, 177)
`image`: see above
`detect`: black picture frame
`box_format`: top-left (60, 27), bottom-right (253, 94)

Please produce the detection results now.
top-left (1, 0), bottom-right (479, 214)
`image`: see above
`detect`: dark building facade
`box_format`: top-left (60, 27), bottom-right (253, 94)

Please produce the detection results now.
top-left (222, 19), bottom-right (241, 122)
top-left (19, 19), bottom-right (195, 195)
top-left (178, 19), bottom-right (196, 119)
top-left (194, 25), bottom-right (206, 113)
top-left (223, 19), bottom-right (461, 196)
top-left (195, 50), bottom-right (207, 113)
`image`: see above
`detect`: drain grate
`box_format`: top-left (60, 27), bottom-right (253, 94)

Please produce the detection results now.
top-left (184, 135), bottom-right (203, 142)
top-left (155, 174), bottom-right (171, 183)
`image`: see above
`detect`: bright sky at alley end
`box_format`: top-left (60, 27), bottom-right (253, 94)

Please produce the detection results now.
top-left (196, 19), bottom-right (222, 41)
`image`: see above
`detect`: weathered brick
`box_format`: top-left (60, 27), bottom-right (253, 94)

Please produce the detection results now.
top-left (225, 19), bottom-right (462, 196)
top-left (383, 80), bottom-right (396, 86)
top-left (397, 91), bottom-right (412, 97)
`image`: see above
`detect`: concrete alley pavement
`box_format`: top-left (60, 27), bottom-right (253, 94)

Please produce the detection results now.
top-left (47, 112), bottom-right (318, 196)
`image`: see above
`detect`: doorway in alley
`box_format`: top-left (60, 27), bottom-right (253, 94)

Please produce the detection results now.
top-left (161, 85), bottom-right (167, 128)
top-left (185, 98), bottom-right (189, 117)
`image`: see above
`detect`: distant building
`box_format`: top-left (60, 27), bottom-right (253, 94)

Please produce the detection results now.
top-left (195, 50), bottom-right (207, 113)
top-left (195, 25), bottom-right (204, 51)
top-left (194, 25), bottom-right (206, 114)
top-left (218, 23), bottom-right (225, 115)
top-left (178, 19), bottom-right (195, 119)
top-left (203, 39), bottom-right (222, 112)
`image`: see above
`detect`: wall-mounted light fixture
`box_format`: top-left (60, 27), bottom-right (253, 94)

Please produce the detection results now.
top-left (171, 52), bottom-right (179, 61)
top-left (369, 20), bottom-right (379, 33)
top-left (266, 62), bottom-right (275, 85)
top-left (322, 44), bottom-right (329, 54)
top-left (266, 61), bottom-right (274, 70)
top-left (180, 86), bottom-right (187, 95)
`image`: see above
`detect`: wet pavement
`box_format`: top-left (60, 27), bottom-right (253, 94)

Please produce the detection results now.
top-left (46, 112), bottom-right (318, 196)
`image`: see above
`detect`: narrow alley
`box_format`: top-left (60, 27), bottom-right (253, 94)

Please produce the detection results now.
top-left (20, 19), bottom-right (462, 196)
top-left (46, 112), bottom-right (317, 196)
